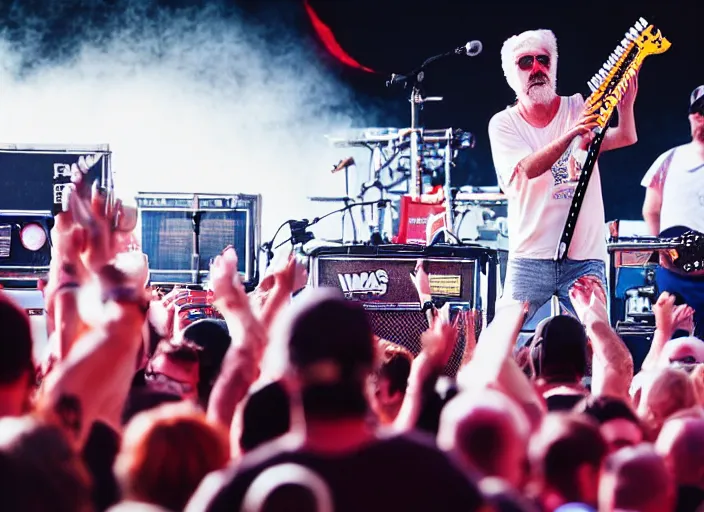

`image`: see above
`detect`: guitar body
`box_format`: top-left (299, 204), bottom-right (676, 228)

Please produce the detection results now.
top-left (659, 226), bottom-right (704, 276)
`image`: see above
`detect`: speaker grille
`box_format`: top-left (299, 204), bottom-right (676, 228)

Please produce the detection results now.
top-left (198, 211), bottom-right (249, 271)
top-left (367, 308), bottom-right (471, 376)
top-left (309, 248), bottom-right (486, 377)
top-left (141, 209), bottom-right (249, 283)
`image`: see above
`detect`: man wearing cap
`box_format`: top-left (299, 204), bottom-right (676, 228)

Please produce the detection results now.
top-left (641, 85), bottom-right (704, 338)
top-left (488, 29), bottom-right (638, 322)
top-left (188, 287), bottom-right (487, 512)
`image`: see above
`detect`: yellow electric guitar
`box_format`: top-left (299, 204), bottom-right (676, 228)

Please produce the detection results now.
top-left (555, 18), bottom-right (671, 260)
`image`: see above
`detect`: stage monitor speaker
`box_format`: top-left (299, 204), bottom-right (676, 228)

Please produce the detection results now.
top-left (306, 244), bottom-right (497, 376)
top-left (615, 322), bottom-right (654, 374)
top-left (136, 192), bottom-right (261, 288)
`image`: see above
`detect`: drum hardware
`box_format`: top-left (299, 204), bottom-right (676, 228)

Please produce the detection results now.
top-left (308, 157), bottom-right (359, 242)
top-left (452, 190), bottom-right (509, 250)
top-left (318, 42), bottom-right (480, 246)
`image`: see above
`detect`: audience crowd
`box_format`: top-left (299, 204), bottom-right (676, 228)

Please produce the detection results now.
top-left (0, 165), bottom-right (703, 512)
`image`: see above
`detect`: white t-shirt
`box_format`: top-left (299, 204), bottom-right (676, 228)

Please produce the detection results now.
top-left (641, 142), bottom-right (704, 234)
top-left (488, 93), bottom-right (607, 261)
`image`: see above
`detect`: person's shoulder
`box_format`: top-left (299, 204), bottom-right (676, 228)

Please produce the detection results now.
top-left (649, 144), bottom-right (686, 168)
top-left (369, 431), bottom-right (485, 508)
top-left (489, 105), bottom-right (517, 126)
top-left (372, 430), bottom-right (471, 471)
top-left (564, 93), bottom-right (586, 111)
top-left (488, 105), bottom-right (519, 138)
top-left (187, 434), bottom-right (301, 511)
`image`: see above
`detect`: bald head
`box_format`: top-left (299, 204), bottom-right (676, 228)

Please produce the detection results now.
top-left (637, 367), bottom-right (696, 438)
top-left (656, 418), bottom-right (704, 487)
top-left (658, 336), bottom-right (704, 367)
top-left (438, 390), bottom-right (530, 487)
top-left (529, 413), bottom-right (607, 507)
top-left (599, 445), bottom-right (674, 512)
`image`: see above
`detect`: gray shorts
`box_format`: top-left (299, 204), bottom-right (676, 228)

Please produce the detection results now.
top-left (501, 257), bottom-right (607, 323)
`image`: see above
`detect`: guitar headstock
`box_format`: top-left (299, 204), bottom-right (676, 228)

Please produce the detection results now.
top-left (637, 24), bottom-right (671, 57)
top-left (585, 18), bottom-right (670, 127)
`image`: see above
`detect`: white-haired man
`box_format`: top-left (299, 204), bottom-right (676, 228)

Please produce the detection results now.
top-left (488, 29), bottom-right (638, 321)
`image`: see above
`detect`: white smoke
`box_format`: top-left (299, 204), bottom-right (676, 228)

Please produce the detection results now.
top-left (0, 2), bottom-right (377, 255)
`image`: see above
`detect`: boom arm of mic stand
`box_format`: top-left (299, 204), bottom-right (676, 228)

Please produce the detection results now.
top-left (386, 50), bottom-right (455, 88)
top-left (273, 200), bottom-right (392, 251)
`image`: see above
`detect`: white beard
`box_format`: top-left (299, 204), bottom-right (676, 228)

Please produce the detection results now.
top-left (526, 83), bottom-right (557, 106)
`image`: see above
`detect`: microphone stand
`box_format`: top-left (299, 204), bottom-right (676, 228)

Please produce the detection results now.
top-left (387, 47), bottom-right (471, 244)
top-left (191, 210), bottom-right (202, 284)
top-left (387, 50), bottom-right (457, 200)
top-left (269, 199), bottom-right (394, 256)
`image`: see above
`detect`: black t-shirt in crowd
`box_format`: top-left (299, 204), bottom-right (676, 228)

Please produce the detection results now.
top-left (194, 430), bottom-right (485, 512)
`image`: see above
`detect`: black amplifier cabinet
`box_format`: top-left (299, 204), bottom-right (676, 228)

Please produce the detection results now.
top-left (615, 322), bottom-right (655, 374)
top-left (0, 144), bottom-right (112, 214)
top-left (136, 192), bottom-right (261, 289)
top-left (0, 144), bottom-right (112, 285)
top-left (306, 243), bottom-right (497, 376)
top-left (0, 210), bottom-right (53, 287)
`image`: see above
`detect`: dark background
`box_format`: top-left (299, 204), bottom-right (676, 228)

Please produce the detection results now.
top-left (1, 0), bottom-right (699, 222)
top-left (302, 0), bottom-right (700, 223)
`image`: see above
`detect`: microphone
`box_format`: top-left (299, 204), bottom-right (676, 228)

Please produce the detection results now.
top-left (455, 40), bottom-right (483, 57)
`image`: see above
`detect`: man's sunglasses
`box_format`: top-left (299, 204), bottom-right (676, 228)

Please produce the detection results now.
top-left (517, 54), bottom-right (550, 70)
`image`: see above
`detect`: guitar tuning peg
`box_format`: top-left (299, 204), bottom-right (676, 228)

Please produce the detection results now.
top-left (639, 17), bottom-right (648, 27)
top-left (629, 27), bottom-right (640, 37)
top-left (635, 20), bottom-right (644, 31)
top-left (621, 38), bottom-right (630, 47)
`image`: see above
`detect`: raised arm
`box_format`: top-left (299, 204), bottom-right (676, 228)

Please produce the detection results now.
top-left (642, 186), bottom-right (663, 236)
top-left (39, 180), bottom-right (150, 446)
top-left (488, 110), bottom-right (598, 187)
top-left (600, 73), bottom-right (639, 152)
top-left (569, 277), bottom-right (633, 399)
top-left (206, 248), bottom-right (267, 430)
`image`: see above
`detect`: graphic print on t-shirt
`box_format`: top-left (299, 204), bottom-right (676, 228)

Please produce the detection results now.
top-left (551, 148), bottom-right (582, 200)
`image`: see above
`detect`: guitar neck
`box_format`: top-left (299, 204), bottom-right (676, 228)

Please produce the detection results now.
top-left (554, 126), bottom-right (609, 261)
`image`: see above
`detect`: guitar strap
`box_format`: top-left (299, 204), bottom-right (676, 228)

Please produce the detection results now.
top-left (656, 147), bottom-right (677, 193)
top-left (554, 126), bottom-right (609, 261)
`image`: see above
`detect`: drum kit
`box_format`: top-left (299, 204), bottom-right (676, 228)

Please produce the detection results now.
top-left (313, 125), bottom-right (497, 247)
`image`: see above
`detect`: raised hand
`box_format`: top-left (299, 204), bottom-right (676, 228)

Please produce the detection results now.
top-left (421, 305), bottom-right (458, 368)
top-left (209, 246), bottom-right (248, 312)
top-left (571, 108), bottom-right (600, 139)
top-left (67, 180), bottom-right (120, 273)
top-left (619, 71), bottom-right (639, 109)
top-left (569, 275), bottom-right (609, 324)
top-left (410, 259), bottom-right (432, 300)
top-left (653, 291), bottom-right (695, 336)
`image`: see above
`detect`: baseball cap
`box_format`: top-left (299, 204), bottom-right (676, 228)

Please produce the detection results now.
top-left (287, 288), bottom-right (375, 386)
top-left (530, 315), bottom-right (589, 380)
top-left (689, 85), bottom-right (704, 114)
